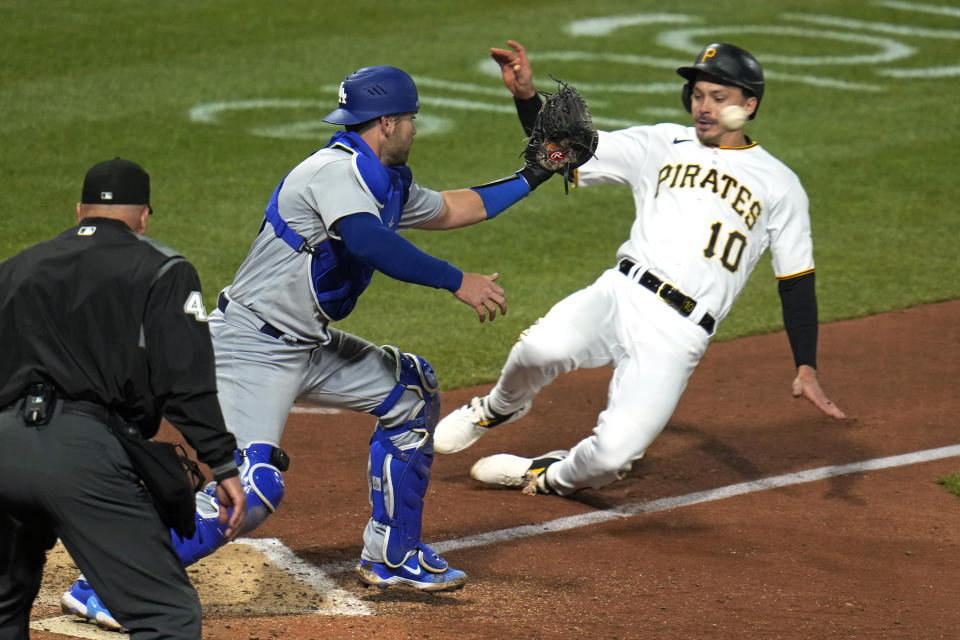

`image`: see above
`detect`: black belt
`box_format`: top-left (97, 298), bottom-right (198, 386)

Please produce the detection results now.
top-left (618, 259), bottom-right (715, 334)
top-left (10, 382), bottom-right (142, 436)
top-left (217, 293), bottom-right (285, 340)
top-left (61, 399), bottom-right (142, 439)
top-left (61, 399), bottom-right (111, 423)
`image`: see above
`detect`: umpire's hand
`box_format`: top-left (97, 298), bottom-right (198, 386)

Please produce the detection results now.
top-left (215, 476), bottom-right (247, 541)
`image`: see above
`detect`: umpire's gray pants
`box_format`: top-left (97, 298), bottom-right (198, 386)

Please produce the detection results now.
top-left (0, 401), bottom-right (201, 640)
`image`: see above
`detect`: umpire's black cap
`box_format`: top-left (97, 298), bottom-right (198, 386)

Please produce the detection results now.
top-left (81, 157), bottom-right (152, 214)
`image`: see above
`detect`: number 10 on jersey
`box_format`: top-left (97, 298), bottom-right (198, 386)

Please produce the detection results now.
top-left (703, 222), bottom-right (746, 273)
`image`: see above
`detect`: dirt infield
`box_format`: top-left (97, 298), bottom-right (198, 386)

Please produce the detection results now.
top-left (30, 300), bottom-right (960, 639)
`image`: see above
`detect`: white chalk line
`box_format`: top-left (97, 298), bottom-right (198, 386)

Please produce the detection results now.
top-left (311, 443), bottom-right (960, 579)
top-left (36, 443), bottom-right (960, 628)
top-left (239, 538), bottom-right (370, 615)
top-left (289, 405), bottom-right (340, 415)
top-left (874, 0), bottom-right (960, 19)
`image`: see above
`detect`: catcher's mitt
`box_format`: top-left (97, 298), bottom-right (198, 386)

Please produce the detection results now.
top-left (525, 79), bottom-right (598, 192)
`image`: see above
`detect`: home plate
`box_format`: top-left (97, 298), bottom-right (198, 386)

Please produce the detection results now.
top-left (32, 537), bottom-right (367, 634)
top-left (30, 615), bottom-right (118, 639)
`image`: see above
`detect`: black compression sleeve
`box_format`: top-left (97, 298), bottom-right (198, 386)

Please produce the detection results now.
top-left (515, 94), bottom-right (543, 137)
top-left (778, 272), bottom-right (818, 369)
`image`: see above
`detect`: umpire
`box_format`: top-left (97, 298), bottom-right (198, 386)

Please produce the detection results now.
top-left (0, 158), bottom-right (246, 639)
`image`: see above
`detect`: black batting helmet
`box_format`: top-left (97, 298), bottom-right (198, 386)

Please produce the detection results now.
top-left (676, 43), bottom-right (764, 119)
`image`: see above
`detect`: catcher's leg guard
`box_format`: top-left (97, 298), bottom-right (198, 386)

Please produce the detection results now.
top-left (366, 347), bottom-right (443, 569)
top-left (370, 345), bottom-right (440, 430)
top-left (368, 426), bottom-right (435, 569)
top-left (174, 442), bottom-right (289, 566)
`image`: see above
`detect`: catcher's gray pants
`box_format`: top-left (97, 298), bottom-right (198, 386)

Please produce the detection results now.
top-left (209, 300), bottom-right (430, 563)
top-left (0, 401), bottom-right (201, 640)
top-left (209, 301), bottom-right (414, 450)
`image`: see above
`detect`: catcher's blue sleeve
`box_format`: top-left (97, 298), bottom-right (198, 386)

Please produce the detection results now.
top-left (337, 213), bottom-right (463, 292)
top-left (470, 173), bottom-right (533, 217)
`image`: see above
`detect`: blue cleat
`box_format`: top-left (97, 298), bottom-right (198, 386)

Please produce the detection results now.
top-left (60, 575), bottom-right (125, 631)
top-left (355, 545), bottom-right (466, 592)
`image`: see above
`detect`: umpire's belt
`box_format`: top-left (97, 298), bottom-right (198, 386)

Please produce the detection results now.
top-left (60, 399), bottom-right (142, 439)
top-left (618, 259), bottom-right (715, 335)
top-left (217, 292), bottom-right (285, 340)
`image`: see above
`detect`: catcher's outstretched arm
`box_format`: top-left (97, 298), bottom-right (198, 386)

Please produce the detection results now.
top-left (419, 189), bottom-right (493, 230)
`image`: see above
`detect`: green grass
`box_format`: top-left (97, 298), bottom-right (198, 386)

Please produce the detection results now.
top-left (3, 0), bottom-right (959, 389)
top-left (937, 472), bottom-right (960, 500)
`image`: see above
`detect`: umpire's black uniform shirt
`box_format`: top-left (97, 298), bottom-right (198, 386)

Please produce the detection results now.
top-left (0, 217), bottom-right (237, 638)
top-left (0, 217), bottom-right (237, 471)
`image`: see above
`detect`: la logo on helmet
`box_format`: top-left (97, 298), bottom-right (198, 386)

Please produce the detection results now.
top-left (338, 82), bottom-right (347, 105)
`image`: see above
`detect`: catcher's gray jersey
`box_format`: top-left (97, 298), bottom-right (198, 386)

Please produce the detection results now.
top-left (226, 146), bottom-right (444, 342)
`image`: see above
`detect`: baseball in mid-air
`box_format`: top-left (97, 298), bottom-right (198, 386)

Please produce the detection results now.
top-left (719, 105), bottom-right (747, 131)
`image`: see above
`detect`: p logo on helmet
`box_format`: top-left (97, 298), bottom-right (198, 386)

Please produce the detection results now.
top-left (676, 42), bottom-right (765, 120)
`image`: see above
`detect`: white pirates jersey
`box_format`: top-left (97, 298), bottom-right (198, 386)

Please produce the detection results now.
top-left (577, 123), bottom-right (814, 326)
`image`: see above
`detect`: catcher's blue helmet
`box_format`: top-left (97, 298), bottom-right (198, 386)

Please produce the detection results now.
top-left (322, 65), bottom-right (420, 125)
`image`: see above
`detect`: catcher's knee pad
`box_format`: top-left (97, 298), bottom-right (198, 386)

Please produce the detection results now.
top-left (172, 442), bottom-right (289, 566)
top-left (371, 345), bottom-right (440, 432)
top-left (367, 421), bottom-right (434, 568)
top-left (236, 441), bottom-right (289, 529)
